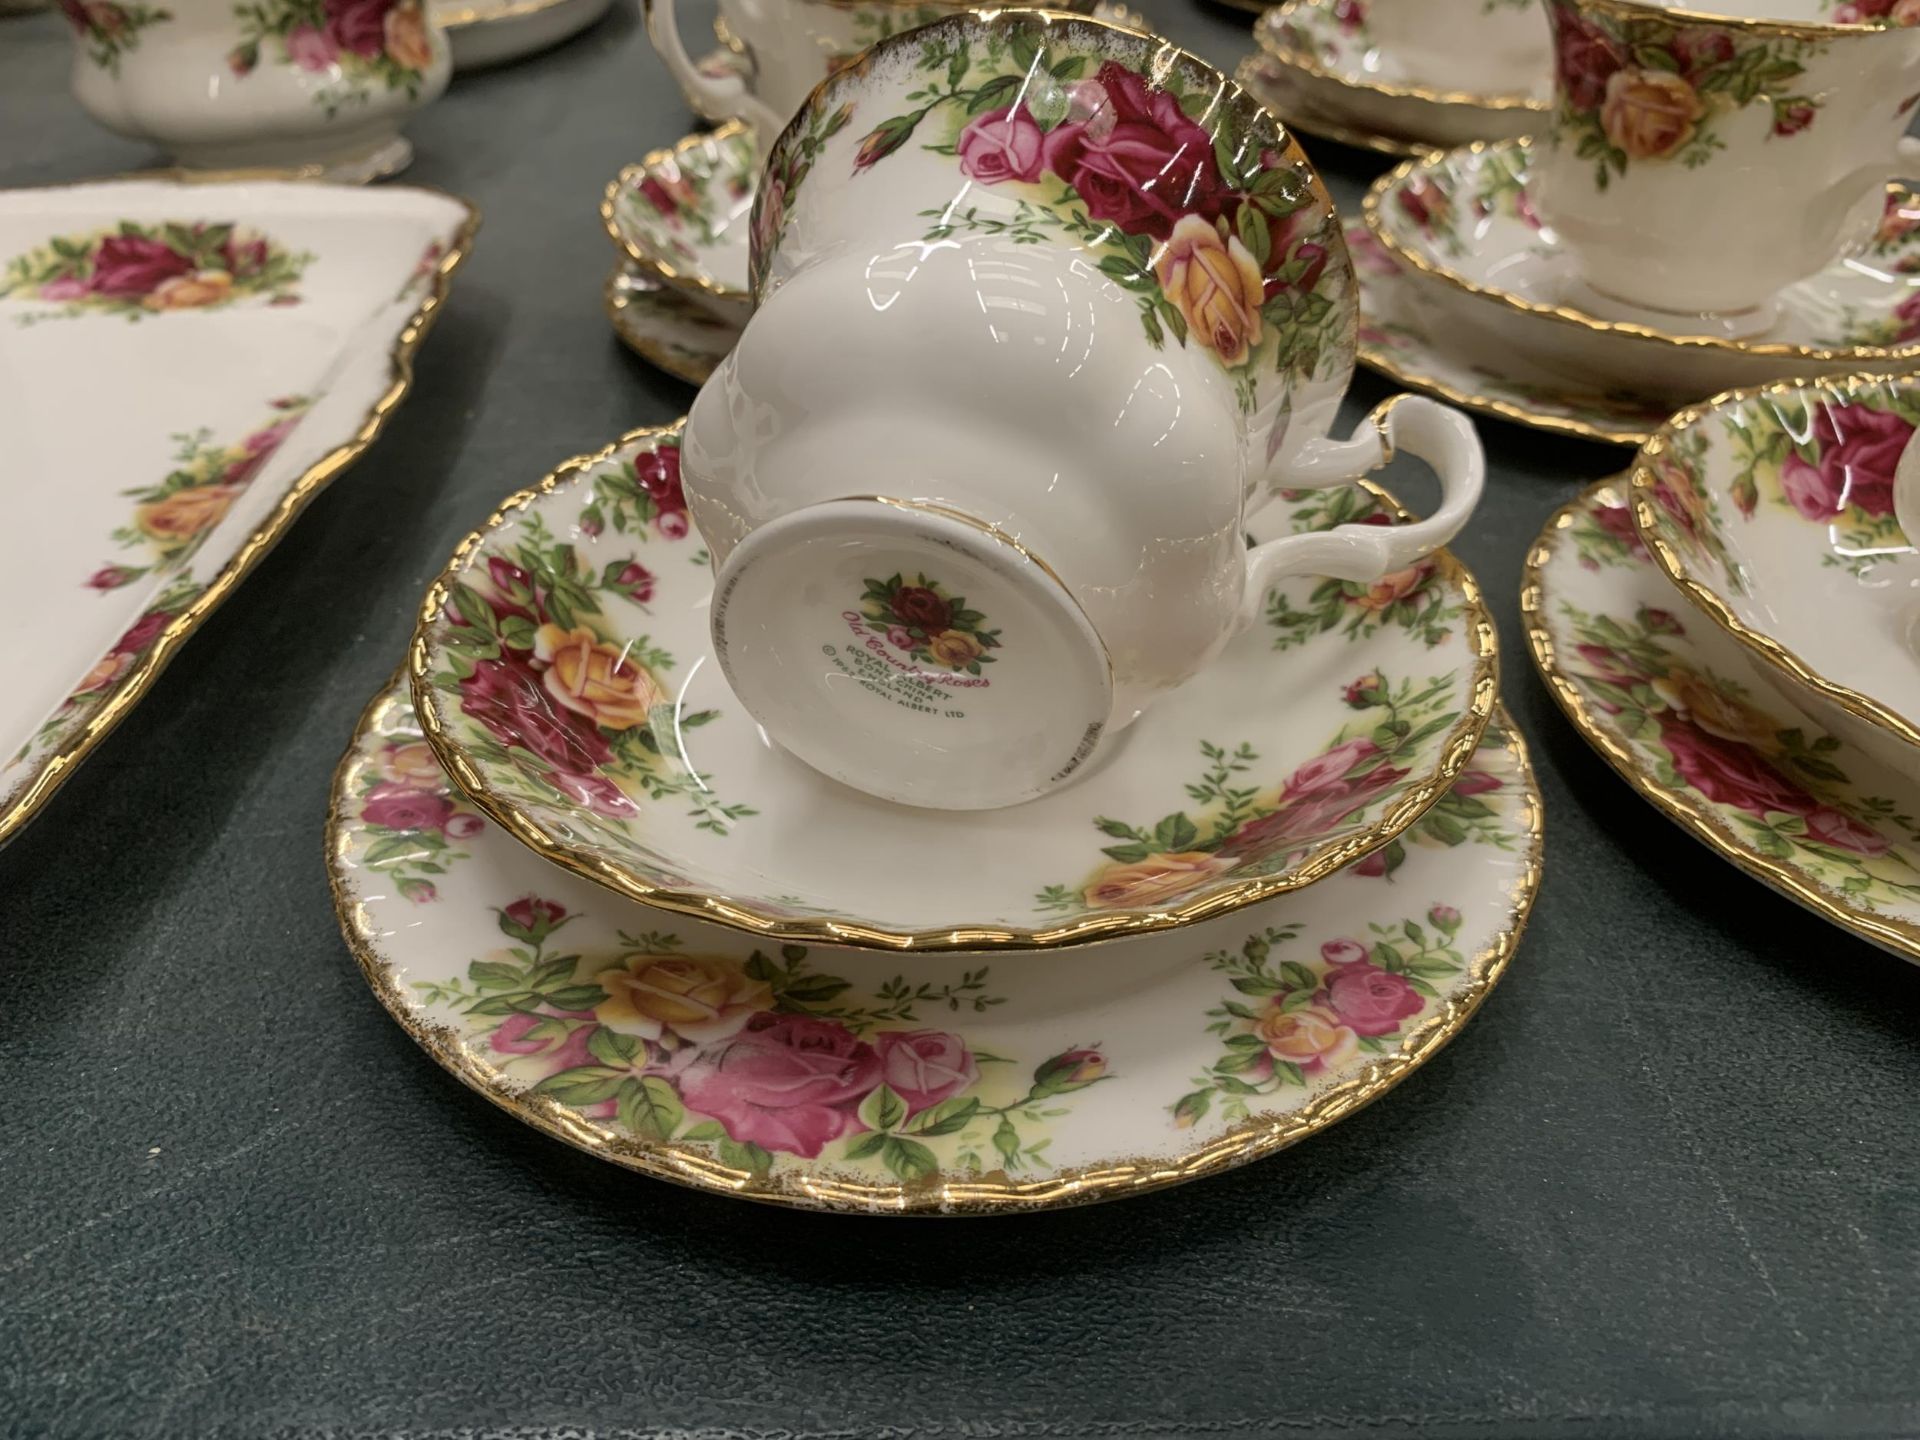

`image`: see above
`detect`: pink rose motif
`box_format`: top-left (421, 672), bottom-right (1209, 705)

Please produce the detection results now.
top-left (1351, 851), bottom-right (1389, 878)
top-left (445, 811), bottom-right (485, 840)
top-left (224, 415), bottom-right (301, 485)
top-left (39, 276), bottom-right (89, 302)
top-left (636, 446), bottom-right (685, 514)
top-left (1670, 28), bottom-right (1734, 79)
top-left (1324, 961), bottom-right (1423, 1036)
top-left (1040, 61), bottom-right (1231, 241)
top-left (1773, 102), bottom-right (1816, 137)
top-left (886, 626), bottom-right (914, 650)
top-left (503, 896), bottom-right (566, 932)
top-left (874, 1030), bottom-right (978, 1114)
top-left (324, 0), bottom-right (394, 57)
top-left (112, 610), bottom-right (171, 655)
top-left (222, 233), bottom-right (273, 275)
top-left (956, 105), bottom-right (1046, 185)
top-left (1804, 806), bottom-right (1890, 856)
top-left (1657, 715), bottom-right (1815, 819)
top-left (88, 234), bottom-right (193, 299)
top-left (655, 511), bottom-right (690, 540)
top-left (1453, 769), bottom-right (1502, 797)
top-left (492, 1011), bottom-right (616, 1117)
top-left (1592, 501), bottom-right (1649, 558)
top-left (675, 1012), bottom-right (882, 1158)
top-left (85, 564), bottom-right (138, 591)
top-left (361, 783), bottom-right (452, 832)
top-left (459, 654), bottom-right (614, 773)
top-left (1778, 401), bottom-right (1915, 520)
top-left (1286, 736), bottom-right (1381, 796)
top-left (1887, 289), bottom-right (1920, 345)
top-left (615, 561), bottom-right (655, 603)
top-left (1320, 938), bottom-right (1368, 966)
top-left (285, 23), bottom-right (339, 71)
top-left (1550, 7), bottom-right (1626, 110)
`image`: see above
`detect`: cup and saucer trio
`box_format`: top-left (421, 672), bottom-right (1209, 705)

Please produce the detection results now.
top-left (321, 5), bottom-right (1567, 1214)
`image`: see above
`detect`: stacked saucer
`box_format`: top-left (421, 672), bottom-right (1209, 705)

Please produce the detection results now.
top-left (1526, 373), bottom-right (1920, 962)
top-left (331, 9), bottom-right (1544, 1212)
top-left (1236, 0), bottom-right (1548, 158)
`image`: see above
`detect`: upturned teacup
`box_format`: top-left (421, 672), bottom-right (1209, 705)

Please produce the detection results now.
top-left (680, 10), bottom-right (1486, 812)
top-left (1365, 0), bottom-right (1551, 96)
top-left (1532, 0), bottom-right (1920, 328)
top-left (61, 0), bottom-right (449, 179)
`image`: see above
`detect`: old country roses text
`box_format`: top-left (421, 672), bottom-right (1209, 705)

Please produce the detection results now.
top-left (845, 24), bottom-right (1350, 411)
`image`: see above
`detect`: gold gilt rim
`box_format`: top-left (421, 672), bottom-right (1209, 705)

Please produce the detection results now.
top-left (405, 417), bottom-right (1501, 954)
top-left (1569, 0), bottom-right (1913, 39)
top-left (598, 122), bottom-right (754, 310)
top-left (435, 0), bottom-right (581, 30)
top-left (0, 188), bottom-right (480, 851)
top-left (329, 678), bottom-right (1544, 1214)
top-left (602, 266), bottom-right (725, 387)
top-left (1627, 370), bottom-right (1920, 754)
top-left (1231, 55), bottom-right (1435, 159)
top-left (1254, 0), bottom-right (1549, 113)
top-left (1364, 139), bottom-right (1920, 365)
top-left (1524, 478), bottom-right (1920, 960)
top-left (1356, 343), bottom-right (1649, 446)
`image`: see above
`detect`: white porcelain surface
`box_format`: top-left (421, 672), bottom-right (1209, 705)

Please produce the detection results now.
top-left (434, 0), bottom-right (609, 69)
top-left (686, 11), bottom-right (1486, 810)
top-left (647, 0), bottom-right (1100, 145)
top-left (1244, 0), bottom-right (1546, 156)
top-left (604, 264), bottom-right (736, 386)
top-left (336, 671), bottom-right (1539, 1212)
top-left (62, 0), bottom-right (449, 179)
top-left (1366, 0), bottom-right (1550, 96)
top-left (1629, 374), bottom-right (1920, 775)
top-left (0, 178), bottom-right (473, 843)
top-left (410, 422), bottom-right (1497, 950)
top-left (1368, 141), bottom-right (1920, 408)
top-left (1531, 0), bottom-right (1920, 321)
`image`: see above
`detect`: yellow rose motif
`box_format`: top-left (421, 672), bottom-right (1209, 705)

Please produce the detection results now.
top-left (594, 954), bottom-right (773, 1044)
top-left (533, 623), bottom-right (664, 731)
top-left (1351, 560), bottom-right (1432, 613)
top-left (383, 0), bottom-right (435, 69)
top-left (1255, 1004), bottom-right (1358, 1070)
top-left (75, 652), bottom-right (132, 695)
top-left (144, 269), bottom-right (235, 310)
top-left (136, 483), bottom-right (241, 542)
top-left (383, 740), bottom-right (444, 785)
top-left (1154, 213), bottom-right (1265, 368)
top-left (924, 629), bottom-right (983, 671)
top-left (1082, 850), bottom-right (1233, 909)
top-left (1601, 68), bottom-right (1704, 160)
top-left (1650, 667), bottom-right (1775, 747)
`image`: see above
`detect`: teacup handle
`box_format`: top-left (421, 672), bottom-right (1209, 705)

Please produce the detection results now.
top-left (1237, 394), bottom-right (1485, 629)
top-left (644, 0), bottom-right (783, 137)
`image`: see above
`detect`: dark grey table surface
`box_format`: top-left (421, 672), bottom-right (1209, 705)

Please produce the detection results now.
top-left (4, 5), bottom-right (1919, 1437)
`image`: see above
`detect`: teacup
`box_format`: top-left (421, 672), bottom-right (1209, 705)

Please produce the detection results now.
top-left (1365, 0), bottom-right (1552, 96)
top-left (681, 10), bottom-right (1486, 812)
top-left (61, 0), bottom-right (449, 179)
top-left (646, 0), bottom-right (1099, 144)
top-left (1531, 0), bottom-right (1920, 329)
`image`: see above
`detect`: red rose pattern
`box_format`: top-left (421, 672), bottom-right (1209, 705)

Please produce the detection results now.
top-left (1777, 401), bottom-right (1915, 520)
top-left (675, 1013), bottom-right (883, 1158)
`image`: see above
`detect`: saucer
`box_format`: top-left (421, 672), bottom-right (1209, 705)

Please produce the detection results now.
top-left (603, 266), bottom-right (733, 386)
top-left (331, 669), bottom-right (1540, 1213)
top-left (0, 177), bottom-right (475, 846)
top-left (1245, 0), bottom-right (1545, 156)
top-left (1346, 222), bottom-right (1666, 447)
top-left (600, 123), bottom-right (754, 325)
top-left (1367, 141), bottom-right (1920, 408)
top-left (432, 0), bottom-right (610, 69)
top-left (1525, 478), bottom-right (1920, 962)
top-left (1629, 374), bottom-right (1920, 774)
top-left (408, 422), bottom-right (1497, 952)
